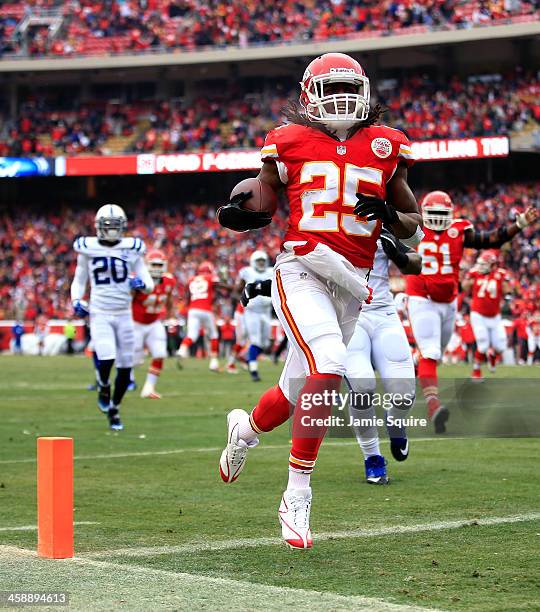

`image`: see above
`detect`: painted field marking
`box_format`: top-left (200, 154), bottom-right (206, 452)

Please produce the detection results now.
top-left (0, 522), bottom-right (99, 533)
top-left (0, 545), bottom-right (438, 612)
top-left (88, 512), bottom-right (540, 558)
top-left (0, 437), bottom-right (467, 465)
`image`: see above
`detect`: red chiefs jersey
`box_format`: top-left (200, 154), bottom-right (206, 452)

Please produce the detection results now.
top-left (261, 123), bottom-right (414, 268)
top-left (406, 218), bottom-right (473, 303)
top-left (468, 268), bottom-right (509, 317)
top-left (133, 273), bottom-right (176, 324)
top-left (188, 273), bottom-right (217, 312)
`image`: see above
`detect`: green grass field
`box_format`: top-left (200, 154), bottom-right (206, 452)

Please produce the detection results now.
top-left (0, 356), bottom-right (539, 611)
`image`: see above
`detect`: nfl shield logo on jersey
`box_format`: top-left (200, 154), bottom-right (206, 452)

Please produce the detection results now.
top-left (371, 137), bottom-right (392, 159)
top-left (336, 145), bottom-right (347, 155)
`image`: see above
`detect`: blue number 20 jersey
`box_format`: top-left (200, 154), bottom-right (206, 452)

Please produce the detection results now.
top-left (71, 237), bottom-right (154, 314)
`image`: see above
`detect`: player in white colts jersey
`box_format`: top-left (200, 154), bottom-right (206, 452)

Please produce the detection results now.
top-left (70, 204), bottom-right (154, 430)
top-left (236, 251), bottom-right (273, 382)
top-left (345, 228), bottom-right (421, 484)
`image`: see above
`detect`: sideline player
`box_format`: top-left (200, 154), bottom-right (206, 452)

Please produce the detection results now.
top-left (236, 250), bottom-right (273, 382)
top-left (71, 204), bottom-right (154, 430)
top-left (217, 53), bottom-right (423, 548)
top-left (406, 191), bottom-right (537, 433)
top-left (177, 261), bottom-right (228, 371)
top-left (345, 229), bottom-right (421, 484)
top-left (132, 249), bottom-right (176, 398)
top-left (462, 251), bottom-right (512, 381)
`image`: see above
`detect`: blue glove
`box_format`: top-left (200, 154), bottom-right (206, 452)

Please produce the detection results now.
top-left (129, 276), bottom-right (146, 291)
top-left (72, 299), bottom-right (89, 317)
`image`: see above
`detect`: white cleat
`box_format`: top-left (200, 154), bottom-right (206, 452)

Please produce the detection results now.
top-left (278, 487), bottom-right (313, 549)
top-left (176, 345), bottom-right (189, 359)
top-left (209, 357), bottom-right (220, 372)
top-left (219, 409), bottom-right (258, 483)
top-left (140, 382), bottom-right (162, 399)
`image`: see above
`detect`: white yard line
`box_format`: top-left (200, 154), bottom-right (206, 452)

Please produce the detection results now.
top-left (0, 437), bottom-right (466, 465)
top-left (0, 545), bottom-right (438, 612)
top-left (0, 522), bottom-right (100, 532)
top-left (88, 512), bottom-right (540, 558)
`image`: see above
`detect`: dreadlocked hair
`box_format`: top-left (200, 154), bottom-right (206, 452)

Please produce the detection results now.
top-left (282, 100), bottom-right (386, 140)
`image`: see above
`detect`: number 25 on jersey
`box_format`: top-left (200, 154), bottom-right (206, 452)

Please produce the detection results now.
top-left (299, 161), bottom-right (382, 237)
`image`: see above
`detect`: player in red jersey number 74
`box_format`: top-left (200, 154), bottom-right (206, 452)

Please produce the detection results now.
top-left (462, 251), bottom-right (512, 382)
top-left (406, 191), bottom-right (538, 433)
top-left (217, 52), bottom-right (423, 549)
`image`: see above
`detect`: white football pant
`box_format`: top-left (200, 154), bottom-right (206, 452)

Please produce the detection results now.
top-left (243, 309), bottom-right (272, 349)
top-left (134, 320), bottom-right (167, 362)
top-left (186, 308), bottom-right (218, 342)
top-left (408, 296), bottom-right (456, 361)
top-left (470, 311), bottom-right (507, 354)
top-left (272, 259), bottom-right (367, 404)
top-left (90, 312), bottom-right (134, 367)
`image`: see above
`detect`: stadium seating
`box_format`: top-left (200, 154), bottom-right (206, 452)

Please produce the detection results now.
top-left (0, 70), bottom-right (538, 156)
top-left (1, 0), bottom-right (538, 58)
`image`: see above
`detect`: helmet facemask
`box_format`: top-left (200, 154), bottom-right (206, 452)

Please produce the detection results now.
top-left (148, 259), bottom-right (167, 280)
top-left (422, 205), bottom-right (453, 232)
top-left (301, 72), bottom-right (370, 131)
top-left (250, 250), bottom-right (268, 272)
top-left (95, 216), bottom-right (127, 241)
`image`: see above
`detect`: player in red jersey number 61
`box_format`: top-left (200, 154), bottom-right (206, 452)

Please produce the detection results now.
top-left (406, 191), bottom-right (537, 432)
top-left (217, 52), bottom-right (423, 549)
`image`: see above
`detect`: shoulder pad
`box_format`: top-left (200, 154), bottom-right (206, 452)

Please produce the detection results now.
top-left (121, 237), bottom-right (146, 254)
top-left (73, 236), bottom-right (94, 254)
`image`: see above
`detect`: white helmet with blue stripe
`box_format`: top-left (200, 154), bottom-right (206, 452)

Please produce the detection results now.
top-left (95, 204), bottom-right (127, 241)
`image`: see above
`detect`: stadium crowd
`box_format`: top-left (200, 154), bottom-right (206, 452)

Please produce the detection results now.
top-left (1, 182), bottom-right (538, 331)
top-left (1, 68), bottom-right (538, 156)
top-left (1, 0), bottom-right (538, 58)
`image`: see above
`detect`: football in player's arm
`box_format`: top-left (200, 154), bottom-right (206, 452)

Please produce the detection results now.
top-left (216, 52), bottom-right (423, 549)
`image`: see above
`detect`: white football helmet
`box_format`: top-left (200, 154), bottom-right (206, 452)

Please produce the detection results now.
top-left (250, 250), bottom-right (268, 272)
top-left (95, 204), bottom-right (127, 241)
top-left (147, 249), bottom-right (167, 280)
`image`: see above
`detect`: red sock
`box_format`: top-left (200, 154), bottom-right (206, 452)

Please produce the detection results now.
top-left (289, 374), bottom-right (341, 473)
top-left (210, 338), bottom-right (219, 356)
top-left (488, 351), bottom-right (499, 367)
top-left (181, 337), bottom-right (193, 349)
top-left (418, 357), bottom-right (440, 418)
top-left (250, 385), bottom-right (292, 433)
top-left (232, 343), bottom-right (242, 357)
top-left (149, 358), bottom-right (163, 376)
top-left (474, 350), bottom-right (486, 365)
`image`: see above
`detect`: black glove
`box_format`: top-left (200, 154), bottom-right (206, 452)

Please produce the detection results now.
top-left (379, 227), bottom-right (409, 269)
top-left (217, 191), bottom-right (272, 232)
top-left (354, 193), bottom-right (399, 225)
top-left (240, 279), bottom-right (272, 307)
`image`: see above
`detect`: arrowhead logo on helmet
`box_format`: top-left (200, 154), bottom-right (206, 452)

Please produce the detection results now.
top-left (299, 53), bottom-right (370, 132)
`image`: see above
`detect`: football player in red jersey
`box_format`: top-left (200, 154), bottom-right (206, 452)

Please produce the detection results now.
top-left (217, 53), bottom-right (423, 549)
top-left (132, 249), bottom-right (176, 399)
top-left (407, 191), bottom-right (538, 432)
top-left (462, 251), bottom-right (512, 381)
top-left (177, 261), bottom-right (228, 371)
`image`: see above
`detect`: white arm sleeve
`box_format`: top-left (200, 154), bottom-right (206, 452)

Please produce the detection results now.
top-left (70, 254), bottom-right (89, 302)
top-left (400, 225), bottom-right (425, 248)
top-left (134, 257), bottom-right (155, 294)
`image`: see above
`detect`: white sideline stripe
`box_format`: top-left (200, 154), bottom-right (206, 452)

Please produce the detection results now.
top-left (0, 545), bottom-right (436, 612)
top-left (0, 437), bottom-right (465, 465)
top-left (0, 521), bottom-right (99, 532)
top-left (89, 512), bottom-right (540, 558)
